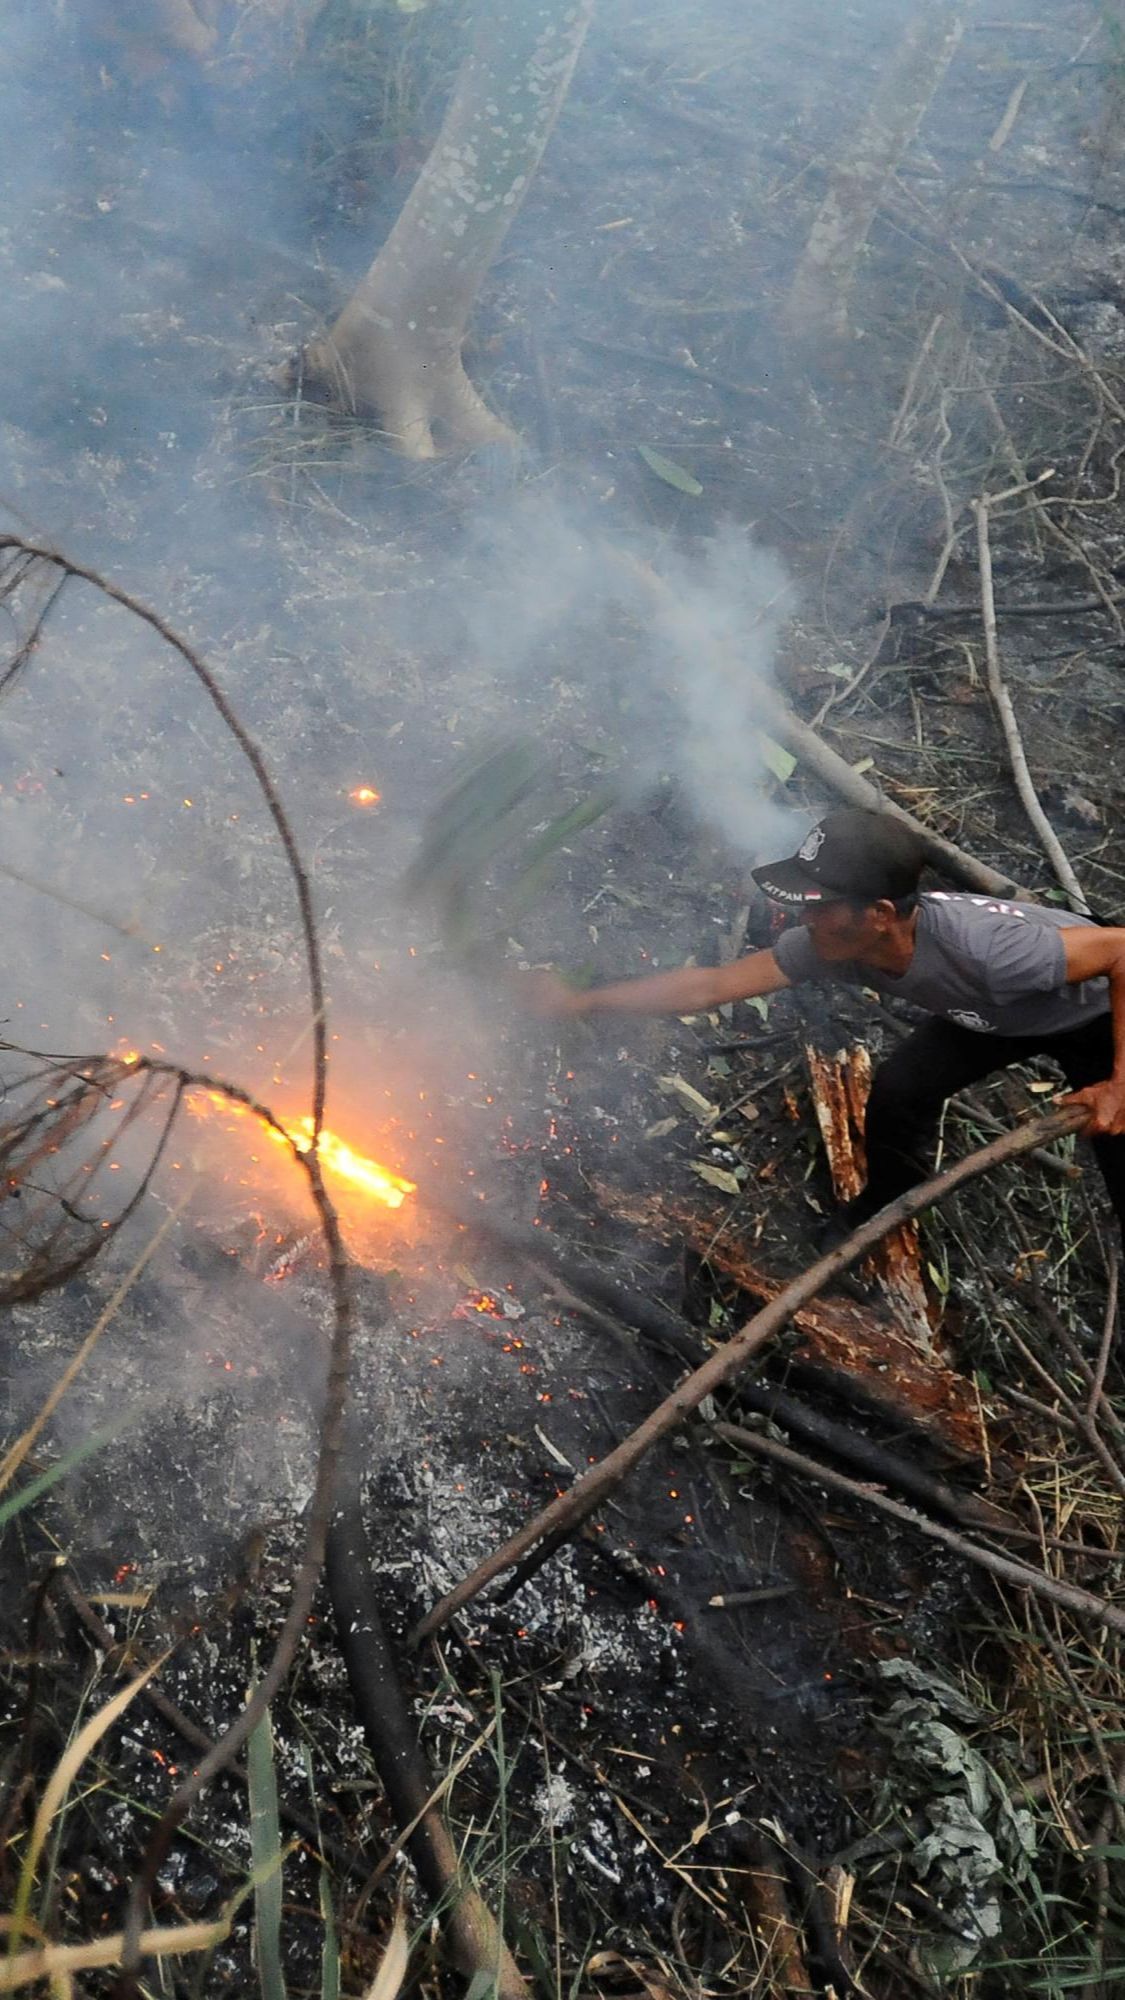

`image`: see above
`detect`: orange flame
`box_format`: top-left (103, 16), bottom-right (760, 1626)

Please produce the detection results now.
top-left (349, 785), bottom-right (381, 807)
top-left (188, 1093), bottom-right (415, 1211)
top-left (286, 1115), bottom-right (415, 1209)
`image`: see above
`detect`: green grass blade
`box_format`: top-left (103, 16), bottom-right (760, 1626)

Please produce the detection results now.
top-left (318, 1862), bottom-right (340, 2000)
top-left (637, 444), bottom-right (703, 496)
top-left (247, 1705), bottom-right (287, 2000)
top-left (0, 1411), bottom-right (136, 1530)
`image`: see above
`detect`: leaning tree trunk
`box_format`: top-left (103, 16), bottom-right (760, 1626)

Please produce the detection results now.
top-left (784, 2), bottom-right (970, 342)
top-left (297, 0), bottom-right (593, 456)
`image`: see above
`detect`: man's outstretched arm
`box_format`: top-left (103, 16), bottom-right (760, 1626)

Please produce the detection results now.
top-left (1061, 926), bottom-right (1125, 1135)
top-left (522, 948), bottom-right (792, 1020)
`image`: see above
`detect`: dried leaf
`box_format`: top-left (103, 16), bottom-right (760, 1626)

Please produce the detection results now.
top-left (691, 1161), bottom-right (742, 1196)
top-left (637, 445), bottom-right (703, 496)
top-left (643, 1116), bottom-right (680, 1140)
top-left (658, 1074), bottom-right (717, 1121)
top-left (758, 731), bottom-right (797, 783)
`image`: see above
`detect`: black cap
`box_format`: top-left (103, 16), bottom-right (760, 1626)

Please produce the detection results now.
top-left (752, 808), bottom-right (927, 908)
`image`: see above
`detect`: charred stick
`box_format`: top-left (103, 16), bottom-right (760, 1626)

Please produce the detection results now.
top-left (730, 1382), bottom-right (1013, 1533)
top-left (707, 1585), bottom-right (797, 1609)
top-left (888, 590), bottom-right (1125, 622)
top-left (734, 1824), bottom-right (813, 1994)
top-left (440, 1195), bottom-right (702, 1368)
top-left (767, 1823), bottom-right (857, 2000)
top-left (119, 1098), bottom-right (356, 1986)
top-left (717, 1422), bottom-right (1125, 1634)
top-left (326, 1428), bottom-right (528, 2000)
top-left (411, 1109), bottom-right (1088, 1644)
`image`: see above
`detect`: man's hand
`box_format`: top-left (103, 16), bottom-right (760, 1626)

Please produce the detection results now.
top-left (1063, 1077), bottom-right (1125, 1136)
top-left (513, 970), bottom-right (591, 1020)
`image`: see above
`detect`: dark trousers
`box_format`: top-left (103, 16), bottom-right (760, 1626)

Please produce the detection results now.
top-left (859, 1014), bottom-right (1125, 1238)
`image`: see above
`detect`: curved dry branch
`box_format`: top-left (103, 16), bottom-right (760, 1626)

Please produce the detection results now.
top-left (0, 531), bottom-right (349, 1983)
top-left (0, 531), bottom-right (329, 1137)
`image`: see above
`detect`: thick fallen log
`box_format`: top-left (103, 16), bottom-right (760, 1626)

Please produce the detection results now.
top-left (451, 1191), bottom-right (1011, 1529)
top-left (595, 1183), bottom-right (986, 1459)
top-left (732, 1380), bottom-right (1014, 1535)
top-left (412, 1109), bottom-right (1087, 1644)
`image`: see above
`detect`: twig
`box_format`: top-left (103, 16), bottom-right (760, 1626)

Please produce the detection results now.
top-left (971, 494), bottom-right (1089, 912)
top-left (0, 530), bottom-right (354, 1989)
top-left (1088, 1248), bottom-right (1120, 1423)
top-left (411, 1109), bottom-right (1088, 1643)
top-left (715, 1424), bottom-right (1125, 1635)
top-left (0, 1198), bottom-right (189, 1498)
top-left (886, 312), bottom-right (944, 449)
top-left (0, 533), bottom-right (329, 1138)
top-left (53, 1570), bottom-right (358, 1874)
top-left (1029, 1603), bottom-right (1125, 1844)
top-left (79, 1101), bottom-right (353, 1981)
top-left (0, 858), bottom-right (151, 945)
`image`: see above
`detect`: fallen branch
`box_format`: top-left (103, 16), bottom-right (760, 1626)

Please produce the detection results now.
top-left (731, 1381), bottom-right (1013, 1534)
top-left (888, 590), bottom-right (1125, 623)
top-left (614, 549), bottom-right (1023, 898)
top-left (971, 494), bottom-right (1089, 913)
top-left (453, 1193), bottom-right (1010, 1530)
top-left (595, 1180), bottom-right (988, 1458)
top-left (411, 1108), bottom-right (1087, 1643)
top-left (713, 1423), bottom-right (1125, 1635)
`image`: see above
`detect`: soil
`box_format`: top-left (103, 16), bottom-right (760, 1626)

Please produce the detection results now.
top-left (1, 1), bottom-right (1124, 1993)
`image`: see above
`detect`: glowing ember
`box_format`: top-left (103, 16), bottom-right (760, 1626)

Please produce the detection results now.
top-left (349, 785), bottom-right (381, 807)
top-left (188, 1093), bottom-right (415, 1211)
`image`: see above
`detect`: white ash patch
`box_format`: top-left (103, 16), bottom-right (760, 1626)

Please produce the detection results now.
top-left (377, 1454), bottom-right (683, 1691)
top-left (533, 1771), bottom-right (576, 1828)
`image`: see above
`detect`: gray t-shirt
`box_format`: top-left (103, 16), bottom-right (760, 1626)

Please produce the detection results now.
top-left (772, 892), bottom-right (1110, 1037)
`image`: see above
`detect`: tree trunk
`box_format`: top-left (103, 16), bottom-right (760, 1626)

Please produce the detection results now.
top-left (784, 2), bottom-right (969, 342)
top-left (85, 0), bottom-right (219, 65)
top-left (297, 0), bottom-right (593, 456)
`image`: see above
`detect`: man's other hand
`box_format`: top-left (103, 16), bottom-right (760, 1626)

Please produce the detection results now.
top-left (1064, 1078), bottom-right (1125, 1136)
top-left (513, 970), bottom-right (591, 1019)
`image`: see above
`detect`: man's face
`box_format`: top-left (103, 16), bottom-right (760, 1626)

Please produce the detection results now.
top-left (803, 898), bottom-right (888, 961)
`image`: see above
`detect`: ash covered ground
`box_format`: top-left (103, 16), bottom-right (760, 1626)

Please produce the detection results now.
top-left (2, 0), bottom-right (1125, 1993)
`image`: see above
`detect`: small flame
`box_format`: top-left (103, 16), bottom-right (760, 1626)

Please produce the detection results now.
top-left (349, 785), bottom-right (381, 807)
top-left (287, 1115), bottom-right (414, 1208)
top-left (188, 1094), bottom-right (415, 1211)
